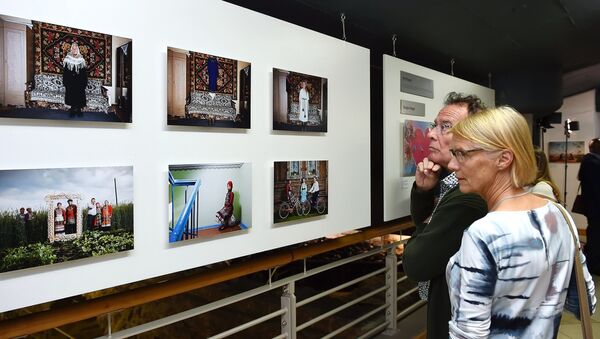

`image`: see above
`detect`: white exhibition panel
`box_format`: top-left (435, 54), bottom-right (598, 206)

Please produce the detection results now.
top-left (0, 0), bottom-right (371, 312)
top-left (383, 55), bottom-right (495, 221)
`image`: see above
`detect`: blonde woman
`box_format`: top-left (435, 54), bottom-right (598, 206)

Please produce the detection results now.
top-left (446, 106), bottom-right (596, 338)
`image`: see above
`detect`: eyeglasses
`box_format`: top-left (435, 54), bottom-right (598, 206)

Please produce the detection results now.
top-left (449, 148), bottom-right (486, 162)
top-left (429, 121), bottom-right (453, 135)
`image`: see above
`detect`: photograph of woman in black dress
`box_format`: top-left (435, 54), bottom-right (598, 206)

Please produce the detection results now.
top-left (62, 42), bottom-right (88, 116)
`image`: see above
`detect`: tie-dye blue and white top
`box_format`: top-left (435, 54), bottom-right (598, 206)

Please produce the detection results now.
top-left (446, 202), bottom-right (596, 338)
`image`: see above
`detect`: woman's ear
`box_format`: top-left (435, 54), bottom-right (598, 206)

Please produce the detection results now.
top-left (497, 150), bottom-right (513, 170)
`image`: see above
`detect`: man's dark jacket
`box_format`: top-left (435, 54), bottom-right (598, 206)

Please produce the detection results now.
top-left (403, 182), bottom-right (487, 339)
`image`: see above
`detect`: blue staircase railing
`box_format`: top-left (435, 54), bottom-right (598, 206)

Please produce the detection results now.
top-left (169, 172), bottom-right (201, 243)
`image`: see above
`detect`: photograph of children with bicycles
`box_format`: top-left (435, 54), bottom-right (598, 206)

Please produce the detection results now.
top-left (274, 161), bottom-right (328, 224)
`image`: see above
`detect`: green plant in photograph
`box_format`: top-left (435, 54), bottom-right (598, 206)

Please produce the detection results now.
top-left (72, 229), bottom-right (134, 257)
top-left (0, 243), bottom-right (57, 272)
top-left (0, 210), bottom-right (51, 249)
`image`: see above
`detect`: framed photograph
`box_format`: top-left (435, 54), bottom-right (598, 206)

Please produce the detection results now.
top-left (548, 141), bottom-right (585, 163)
top-left (0, 166), bottom-right (134, 273)
top-left (274, 161), bottom-right (328, 224)
top-left (403, 120), bottom-right (430, 176)
top-left (167, 47), bottom-right (251, 128)
top-left (168, 163), bottom-right (251, 243)
top-left (273, 68), bottom-right (327, 132)
top-left (0, 14), bottom-right (132, 123)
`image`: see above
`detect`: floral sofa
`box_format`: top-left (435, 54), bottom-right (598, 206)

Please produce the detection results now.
top-left (26, 73), bottom-right (110, 112)
top-left (288, 102), bottom-right (322, 125)
top-left (185, 91), bottom-right (236, 120)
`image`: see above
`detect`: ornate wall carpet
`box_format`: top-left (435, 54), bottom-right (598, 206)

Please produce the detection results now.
top-left (190, 52), bottom-right (237, 99)
top-left (33, 21), bottom-right (112, 85)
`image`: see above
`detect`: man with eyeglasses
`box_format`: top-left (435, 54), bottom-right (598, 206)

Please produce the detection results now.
top-left (403, 92), bottom-right (488, 338)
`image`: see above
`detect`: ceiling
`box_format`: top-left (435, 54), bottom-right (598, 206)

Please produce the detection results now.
top-left (226, 0), bottom-right (600, 98)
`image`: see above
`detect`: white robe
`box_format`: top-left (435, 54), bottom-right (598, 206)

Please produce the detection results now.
top-left (298, 88), bottom-right (309, 122)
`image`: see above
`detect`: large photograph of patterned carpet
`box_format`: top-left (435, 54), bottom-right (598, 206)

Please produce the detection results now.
top-left (168, 163), bottom-right (252, 244)
top-left (0, 14), bottom-right (132, 123)
top-left (0, 166), bottom-right (134, 273)
top-left (273, 68), bottom-right (328, 132)
top-left (274, 160), bottom-right (328, 224)
top-left (167, 47), bottom-right (251, 129)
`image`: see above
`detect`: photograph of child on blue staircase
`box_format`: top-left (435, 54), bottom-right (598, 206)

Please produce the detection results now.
top-left (168, 163), bottom-right (251, 243)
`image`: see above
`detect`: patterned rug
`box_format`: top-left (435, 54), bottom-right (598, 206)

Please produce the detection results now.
top-left (287, 71), bottom-right (324, 106)
top-left (33, 21), bottom-right (112, 85)
top-left (190, 52), bottom-right (237, 99)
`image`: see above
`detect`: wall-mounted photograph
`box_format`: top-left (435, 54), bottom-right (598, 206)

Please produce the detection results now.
top-left (168, 163), bottom-right (251, 243)
top-left (403, 120), bottom-right (430, 176)
top-left (548, 141), bottom-right (586, 163)
top-left (0, 15), bottom-right (132, 123)
top-left (0, 166), bottom-right (133, 273)
top-left (274, 160), bottom-right (328, 224)
top-left (167, 47), bottom-right (251, 128)
top-left (273, 68), bottom-right (327, 132)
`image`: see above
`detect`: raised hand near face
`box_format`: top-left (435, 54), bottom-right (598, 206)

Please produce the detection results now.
top-left (415, 157), bottom-right (441, 192)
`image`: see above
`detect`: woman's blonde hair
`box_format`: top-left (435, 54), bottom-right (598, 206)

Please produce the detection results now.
top-left (450, 106), bottom-right (536, 188)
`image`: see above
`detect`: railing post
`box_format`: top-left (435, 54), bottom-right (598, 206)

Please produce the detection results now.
top-left (384, 245), bottom-right (398, 334)
top-left (107, 312), bottom-right (112, 337)
top-left (281, 282), bottom-right (296, 339)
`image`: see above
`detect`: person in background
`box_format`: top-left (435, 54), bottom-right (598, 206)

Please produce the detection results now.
top-left (300, 177), bottom-right (308, 204)
top-left (25, 207), bottom-right (33, 242)
top-left (94, 202), bottom-right (102, 229)
top-left (101, 200), bottom-right (113, 231)
top-left (217, 180), bottom-right (235, 231)
top-left (308, 177), bottom-right (320, 208)
top-left (446, 106), bottom-right (596, 338)
top-left (87, 198), bottom-right (97, 231)
top-left (25, 207), bottom-right (33, 226)
top-left (54, 202), bottom-right (66, 235)
top-left (530, 146), bottom-right (561, 202)
top-left (18, 207), bottom-right (26, 224)
top-left (579, 137), bottom-right (600, 274)
top-left (285, 179), bottom-right (293, 204)
top-left (298, 80), bottom-right (310, 127)
top-left (65, 199), bottom-right (78, 234)
top-left (402, 92), bottom-right (488, 338)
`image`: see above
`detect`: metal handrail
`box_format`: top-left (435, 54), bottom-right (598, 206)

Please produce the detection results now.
top-left (207, 308), bottom-right (287, 339)
top-left (101, 239), bottom-right (410, 338)
top-left (397, 275), bottom-right (408, 284)
top-left (357, 321), bottom-right (390, 339)
top-left (397, 286), bottom-right (418, 302)
top-left (322, 303), bottom-right (389, 339)
top-left (96, 275), bottom-right (293, 338)
top-left (0, 219), bottom-right (414, 338)
top-left (297, 267), bottom-right (387, 307)
top-left (397, 300), bottom-right (427, 321)
top-left (296, 285), bottom-right (387, 331)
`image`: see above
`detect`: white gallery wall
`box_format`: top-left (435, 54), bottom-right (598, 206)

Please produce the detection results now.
top-left (383, 55), bottom-right (495, 221)
top-left (545, 89), bottom-right (600, 229)
top-left (0, 0), bottom-right (371, 311)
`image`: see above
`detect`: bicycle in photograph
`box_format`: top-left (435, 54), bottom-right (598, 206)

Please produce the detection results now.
top-left (278, 194), bottom-right (311, 219)
top-left (310, 192), bottom-right (326, 214)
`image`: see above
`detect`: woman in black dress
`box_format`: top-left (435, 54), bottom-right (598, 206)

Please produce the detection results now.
top-left (62, 42), bottom-right (88, 115)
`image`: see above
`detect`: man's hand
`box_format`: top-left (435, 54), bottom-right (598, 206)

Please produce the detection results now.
top-left (415, 157), bottom-right (441, 192)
